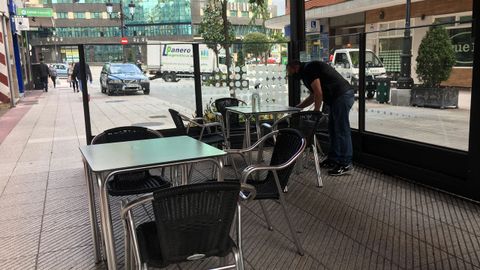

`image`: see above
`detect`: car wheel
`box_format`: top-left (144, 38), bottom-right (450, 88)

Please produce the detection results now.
top-left (143, 89), bottom-right (150, 95)
top-left (164, 72), bottom-right (178, 82)
top-left (163, 73), bottom-right (173, 82)
top-left (107, 88), bottom-right (113, 96)
top-left (101, 84), bottom-right (106, 93)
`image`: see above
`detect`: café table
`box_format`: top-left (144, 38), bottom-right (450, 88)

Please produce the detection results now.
top-left (225, 104), bottom-right (300, 161)
top-left (80, 136), bottom-right (226, 270)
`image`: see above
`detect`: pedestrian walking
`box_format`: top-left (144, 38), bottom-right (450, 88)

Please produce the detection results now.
top-left (287, 59), bottom-right (355, 176)
top-left (67, 63), bottom-right (75, 90)
top-left (39, 59), bottom-right (50, 92)
top-left (49, 65), bottom-right (57, 88)
top-left (72, 62), bottom-right (92, 95)
top-left (69, 63), bottom-right (79, 92)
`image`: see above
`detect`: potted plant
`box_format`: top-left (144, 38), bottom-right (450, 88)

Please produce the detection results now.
top-left (411, 26), bottom-right (458, 109)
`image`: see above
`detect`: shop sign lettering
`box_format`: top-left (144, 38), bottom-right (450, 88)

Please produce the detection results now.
top-left (450, 30), bottom-right (473, 66)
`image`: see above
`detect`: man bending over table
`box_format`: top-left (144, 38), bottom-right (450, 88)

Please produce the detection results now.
top-left (287, 60), bottom-right (354, 176)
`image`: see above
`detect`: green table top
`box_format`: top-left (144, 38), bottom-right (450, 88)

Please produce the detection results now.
top-left (226, 104), bottom-right (300, 115)
top-left (79, 136), bottom-right (226, 172)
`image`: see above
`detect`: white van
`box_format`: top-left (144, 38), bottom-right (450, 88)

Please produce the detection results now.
top-left (331, 49), bottom-right (386, 98)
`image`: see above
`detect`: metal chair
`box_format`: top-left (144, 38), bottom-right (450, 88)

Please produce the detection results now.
top-left (213, 98), bottom-right (256, 148)
top-left (227, 128), bottom-right (306, 255)
top-left (121, 182), bottom-right (256, 270)
top-left (91, 126), bottom-right (171, 196)
top-left (266, 111), bottom-right (326, 187)
top-left (168, 108), bottom-right (227, 147)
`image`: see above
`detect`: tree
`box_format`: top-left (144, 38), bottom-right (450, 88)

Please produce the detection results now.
top-left (236, 49), bottom-right (245, 67)
top-left (199, 3), bottom-right (225, 66)
top-left (416, 26), bottom-right (456, 88)
top-left (243, 32), bottom-right (271, 61)
top-left (248, 0), bottom-right (270, 32)
top-left (269, 31), bottom-right (288, 44)
top-left (199, 0), bottom-right (235, 95)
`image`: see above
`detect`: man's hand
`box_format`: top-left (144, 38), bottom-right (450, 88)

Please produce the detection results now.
top-left (296, 94), bottom-right (314, 109)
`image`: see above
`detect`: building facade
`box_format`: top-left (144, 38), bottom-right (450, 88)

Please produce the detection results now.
top-left (267, 0), bottom-right (473, 87)
top-left (0, 0), bottom-right (19, 105)
top-left (26, 0), bottom-right (275, 64)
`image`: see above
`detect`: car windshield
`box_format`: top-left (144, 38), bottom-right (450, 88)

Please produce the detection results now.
top-left (349, 51), bottom-right (384, 68)
top-left (110, 64), bottom-right (142, 74)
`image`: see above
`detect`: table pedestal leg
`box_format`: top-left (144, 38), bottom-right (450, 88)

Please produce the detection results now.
top-left (245, 116), bottom-right (252, 164)
top-left (97, 173), bottom-right (118, 270)
top-left (84, 161), bottom-right (102, 263)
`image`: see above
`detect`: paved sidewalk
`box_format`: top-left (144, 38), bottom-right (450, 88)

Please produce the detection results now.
top-left (1, 84), bottom-right (480, 270)
top-left (0, 91), bottom-right (44, 144)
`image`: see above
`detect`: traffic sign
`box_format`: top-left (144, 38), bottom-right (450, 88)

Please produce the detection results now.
top-left (121, 37), bottom-right (128, 45)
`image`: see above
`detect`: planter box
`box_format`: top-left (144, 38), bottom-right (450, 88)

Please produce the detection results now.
top-left (390, 88), bottom-right (411, 106)
top-left (410, 87), bottom-right (459, 109)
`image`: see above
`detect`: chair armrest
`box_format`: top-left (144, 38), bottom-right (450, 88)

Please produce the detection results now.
top-left (226, 130), bottom-right (280, 155)
top-left (240, 137), bottom-right (306, 183)
top-left (201, 122), bottom-right (223, 128)
top-left (261, 123), bottom-right (273, 131)
top-left (240, 183), bottom-right (256, 201)
top-left (120, 194), bottom-right (154, 220)
top-left (191, 117), bottom-right (204, 122)
top-left (213, 112), bottom-right (223, 121)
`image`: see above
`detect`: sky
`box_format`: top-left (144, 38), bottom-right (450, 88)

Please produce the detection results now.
top-left (272, 0), bottom-right (285, 16)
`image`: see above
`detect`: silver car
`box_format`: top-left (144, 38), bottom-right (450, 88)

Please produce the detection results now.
top-left (50, 63), bottom-right (69, 78)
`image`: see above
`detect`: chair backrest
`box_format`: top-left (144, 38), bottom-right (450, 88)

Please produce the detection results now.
top-left (151, 182), bottom-right (240, 264)
top-left (214, 98), bottom-right (241, 127)
top-left (91, 126), bottom-right (162, 145)
top-left (168, 108), bottom-right (187, 134)
top-left (289, 111), bottom-right (323, 145)
top-left (266, 128), bottom-right (305, 190)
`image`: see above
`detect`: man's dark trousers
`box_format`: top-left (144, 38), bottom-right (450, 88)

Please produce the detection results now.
top-left (328, 89), bottom-right (354, 166)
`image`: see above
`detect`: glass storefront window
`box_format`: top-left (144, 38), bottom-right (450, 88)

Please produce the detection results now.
top-left (365, 24), bottom-right (471, 151)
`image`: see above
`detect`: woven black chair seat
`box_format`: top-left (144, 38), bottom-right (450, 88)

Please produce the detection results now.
top-left (246, 179), bottom-right (280, 200)
top-left (199, 133), bottom-right (226, 145)
top-left (108, 172), bottom-right (170, 196)
top-left (136, 221), bottom-right (235, 268)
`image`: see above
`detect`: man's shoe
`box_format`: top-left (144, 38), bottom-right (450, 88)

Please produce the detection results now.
top-left (320, 159), bottom-right (337, 169)
top-left (328, 164), bottom-right (353, 176)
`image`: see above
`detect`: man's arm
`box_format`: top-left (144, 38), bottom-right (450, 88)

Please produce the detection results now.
top-left (310, 78), bottom-right (323, 111)
top-left (296, 94), bottom-right (314, 109)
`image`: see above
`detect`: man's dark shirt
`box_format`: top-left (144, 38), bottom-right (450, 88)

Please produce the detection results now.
top-left (39, 63), bottom-right (49, 78)
top-left (72, 62), bottom-right (92, 81)
top-left (300, 61), bottom-right (352, 105)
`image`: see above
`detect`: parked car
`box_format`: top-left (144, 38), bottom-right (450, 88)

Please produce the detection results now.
top-left (100, 63), bottom-right (150, 95)
top-left (50, 63), bottom-right (69, 78)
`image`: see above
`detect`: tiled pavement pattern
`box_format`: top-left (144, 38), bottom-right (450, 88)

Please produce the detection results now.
top-left (1, 87), bottom-right (480, 270)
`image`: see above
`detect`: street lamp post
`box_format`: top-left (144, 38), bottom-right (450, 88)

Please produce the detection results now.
top-left (397, 0), bottom-right (414, 89)
top-left (106, 1), bottom-right (135, 61)
top-left (106, 1), bottom-right (135, 37)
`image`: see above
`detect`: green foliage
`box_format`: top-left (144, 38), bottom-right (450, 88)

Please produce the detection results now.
top-left (248, 0), bottom-right (269, 31)
top-left (237, 49), bottom-right (245, 67)
top-left (416, 26), bottom-right (456, 88)
top-left (199, 0), bottom-right (235, 93)
top-left (243, 32), bottom-right (271, 58)
top-left (199, 3), bottom-right (225, 55)
top-left (269, 31), bottom-right (288, 44)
